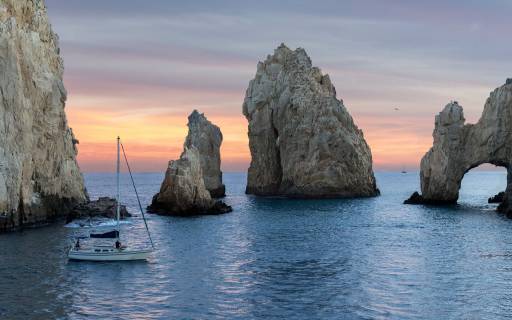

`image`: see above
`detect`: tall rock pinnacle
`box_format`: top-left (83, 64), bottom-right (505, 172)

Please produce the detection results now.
top-left (242, 44), bottom-right (379, 198)
top-left (185, 110), bottom-right (225, 197)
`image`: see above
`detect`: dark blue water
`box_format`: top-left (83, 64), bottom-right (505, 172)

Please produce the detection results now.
top-left (1, 171), bottom-right (511, 319)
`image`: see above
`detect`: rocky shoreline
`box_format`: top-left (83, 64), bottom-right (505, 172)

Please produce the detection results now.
top-left (0, 197), bottom-right (130, 231)
top-left (67, 197), bottom-right (131, 223)
top-left (147, 200), bottom-right (232, 216)
top-left (488, 192), bottom-right (505, 204)
top-left (403, 192), bottom-right (457, 205)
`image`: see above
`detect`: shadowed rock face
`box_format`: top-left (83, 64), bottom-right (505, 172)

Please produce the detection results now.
top-left (185, 110), bottom-right (225, 198)
top-left (67, 197), bottom-right (130, 223)
top-left (489, 192), bottom-right (505, 204)
top-left (0, 0), bottom-right (88, 231)
top-left (148, 147), bottom-right (232, 216)
top-left (243, 43), bottom-right (378, 198)
top-left (407, 80), bottom-right (512, 214)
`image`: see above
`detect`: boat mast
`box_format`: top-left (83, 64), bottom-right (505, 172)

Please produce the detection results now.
top-left (116, 136), bottom-right (120, 234)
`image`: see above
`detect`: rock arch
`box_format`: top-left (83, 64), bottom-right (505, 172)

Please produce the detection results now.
top-left (407, 80), bottom-right (512, 214)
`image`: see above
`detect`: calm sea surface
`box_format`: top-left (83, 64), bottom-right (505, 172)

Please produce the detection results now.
top-left (1, 171), bottom-right (511, 319)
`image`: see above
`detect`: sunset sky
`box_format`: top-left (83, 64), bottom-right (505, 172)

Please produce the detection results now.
top-left (45, 0), bottom-right (512, 172)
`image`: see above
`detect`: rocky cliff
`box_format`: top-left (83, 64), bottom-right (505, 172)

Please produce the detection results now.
top-left (184, 110), bottom-right (225, 197)
top-left (147, 147), bottom-right (231, 215)
top-left (405, 80), bottom-right (512, 215)
top-left (0, 0), bottom-right (88, 231)
top-left (243, 44), bottom-right (379, 198)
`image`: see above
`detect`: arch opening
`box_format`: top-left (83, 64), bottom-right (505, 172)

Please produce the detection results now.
top-left (458, 164), bottom-right (508, 207)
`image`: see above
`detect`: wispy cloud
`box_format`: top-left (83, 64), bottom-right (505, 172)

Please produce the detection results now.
top-left (45, 0), bottom-right (512, 171)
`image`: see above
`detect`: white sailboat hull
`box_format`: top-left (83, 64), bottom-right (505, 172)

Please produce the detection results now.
top-left (68, 248), bottom-right (152, 261)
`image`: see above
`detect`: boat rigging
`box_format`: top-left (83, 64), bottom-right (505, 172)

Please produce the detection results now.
top-left (68, 137), bottom-right (154, 261)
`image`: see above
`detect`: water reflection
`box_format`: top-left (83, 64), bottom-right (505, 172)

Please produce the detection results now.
top-left (0, 172), bottom-right (512, 319)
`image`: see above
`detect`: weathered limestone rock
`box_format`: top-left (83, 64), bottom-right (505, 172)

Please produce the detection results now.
top-left (243, 43), bottom-right (379, 198)
top-left (406, 80), bottom-right (512, 215)
top-left (67, 197), bottom-right (130, 223)
top-left (148, 110), bottom-right (231, 216)
top-left (148, 147), bottom-right (232, 216)
top-left (185, 110), bottom-right (225, 197)
top-left (0, 0), bottom-right (88, 231)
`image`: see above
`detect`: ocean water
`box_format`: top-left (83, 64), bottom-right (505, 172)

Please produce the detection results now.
top-left (1, 171), bottom-right (511, 319)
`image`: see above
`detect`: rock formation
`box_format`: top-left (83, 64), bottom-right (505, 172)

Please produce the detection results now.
top-left (148, 147), bottom-right (232, 216)
top-left (405, 80), bottom-right (512, 215)
top-left (67, 197), bottom-right (130, 223)
top-left (403, 191), bottom-right (424, 205)
top-left (185, 110), bottom-right (225, 197)
top-left (0, 0), bottom-right (88, 231)
top-left (242, 43), bottom-right (379, 198)
top-left (488, 191), bottom-right (505, 204)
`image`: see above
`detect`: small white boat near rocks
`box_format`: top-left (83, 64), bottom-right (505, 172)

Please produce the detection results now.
top-left (68, 245), bottom-right (152, 261)
top-left (68, 137), bottom-right (155, 262)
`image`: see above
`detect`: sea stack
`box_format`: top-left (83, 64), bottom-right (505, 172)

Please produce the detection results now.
top-left (0, 0), bottom-right (88, 231)
top-left (242, 44), bottom-right (379, 198)
top-left (148, 111), bottom-right (231, 215)
top-left (185, 110), bottom-right (225, 197)
top-left (148, 147), bottom-right (231, 215)
top-left (405, 80), bottom-right (512, 216)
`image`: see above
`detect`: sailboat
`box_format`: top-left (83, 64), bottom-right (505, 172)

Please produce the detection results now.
top-left (68, 137), bottom-right (154, 261)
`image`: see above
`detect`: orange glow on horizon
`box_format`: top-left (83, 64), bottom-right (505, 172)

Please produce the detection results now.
top-left (68, 106), bottom-right (251, 172)
top-left (69, 102), bottom-right (432, 173)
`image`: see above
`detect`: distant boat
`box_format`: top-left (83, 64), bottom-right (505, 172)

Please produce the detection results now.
top-left (401, 164), bottom-right (407, 174)
top-left (68, 137), bottom-right (154, 262)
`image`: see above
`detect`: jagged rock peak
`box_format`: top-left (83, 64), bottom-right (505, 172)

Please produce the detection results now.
top-left (0, 0), bottom-right (88, 231)
top-left (243, 44), bottom-right (379, 198)
top-left (147, 146), bottom-right (231, 216)
top-left (184, 109), bottom-right (225, 197)
top-left (436, 101), bottom-right (464, 127)
top-left (406, 79), bottom-right (512, 215)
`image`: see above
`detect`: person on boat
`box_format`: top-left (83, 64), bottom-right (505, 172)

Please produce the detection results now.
top-left (115, 240), bottom-right (121, 249)
top-left (75, 238), bottom-right (80, 250)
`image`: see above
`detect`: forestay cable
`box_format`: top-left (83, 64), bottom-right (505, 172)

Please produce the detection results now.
top-left (120, 141), bottom-right (155, 249)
